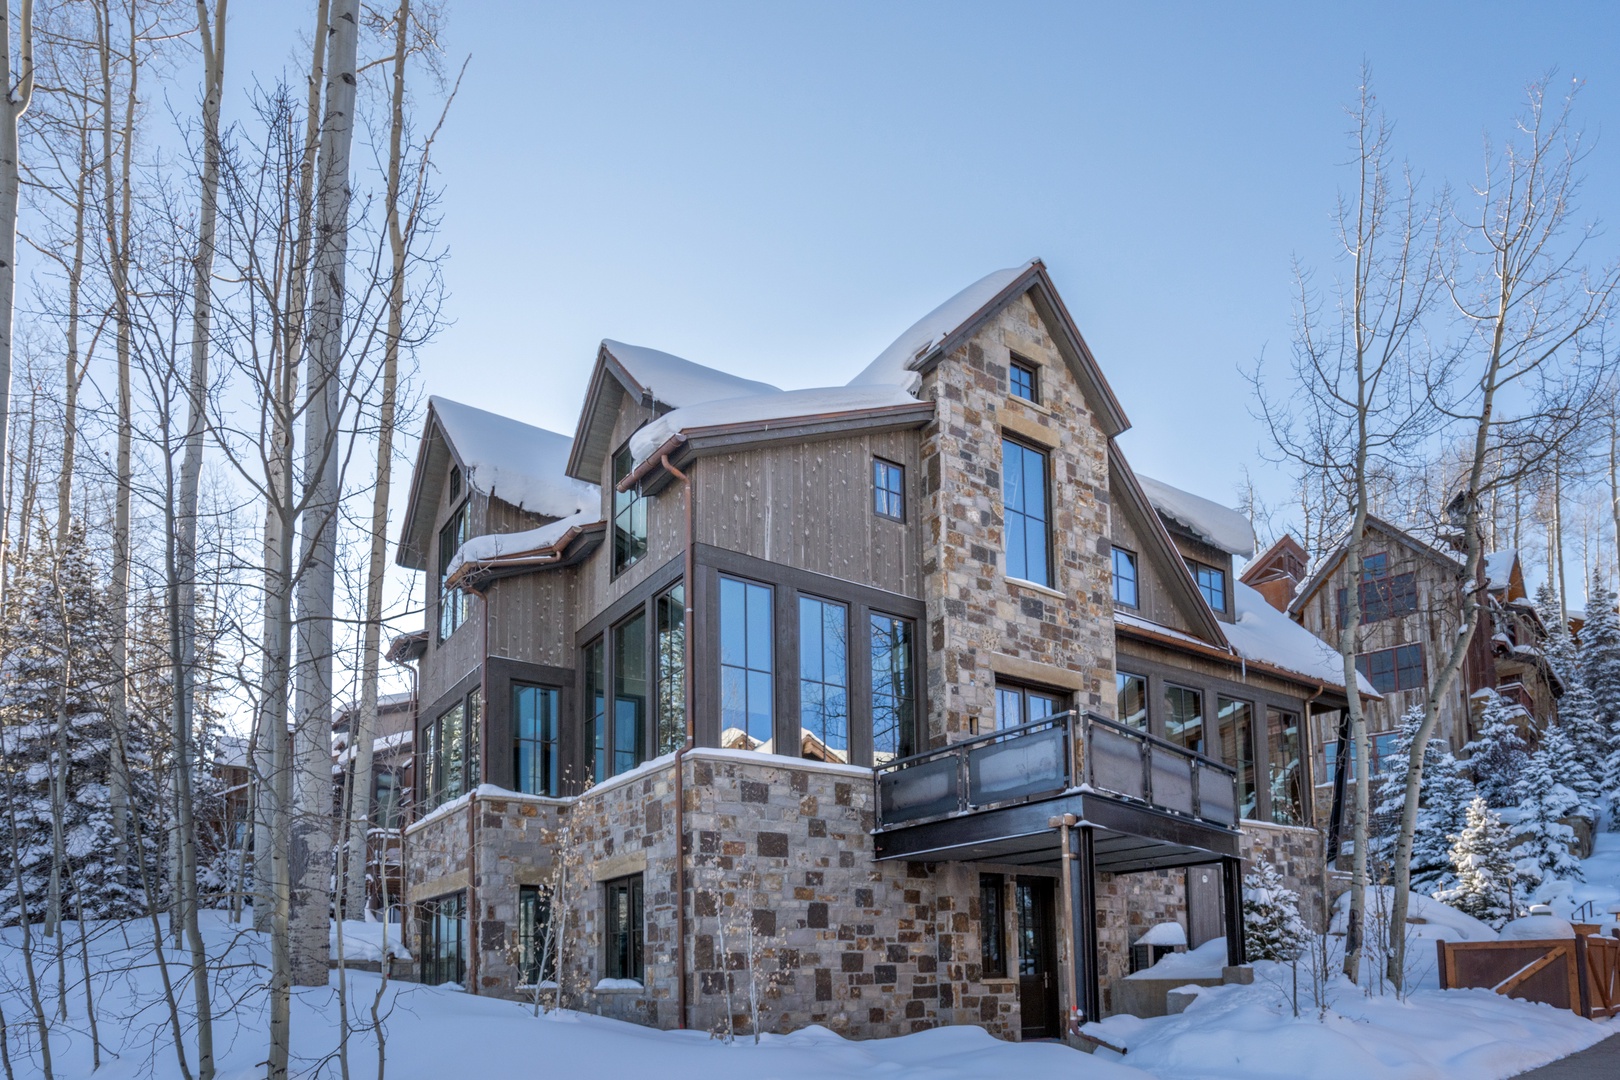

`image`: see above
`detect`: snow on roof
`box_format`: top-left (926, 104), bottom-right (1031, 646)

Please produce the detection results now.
top-left (602, 340), bottom-right (780, 408)
top-left (430, 397), bottom-right (599, 518)
top-left (1485, 550), bottom-right (1517, 591)
top-left (1227, 582), bottom-right (1379, 696)
top-left (1135, 473), bottom-right (1255, 558)
top-left (215, 735), bottom-right (250, 770)
top-left (447, 507), bottom-right (601, 576)
top-left (627, 384), bottom-right (922, 467)
top-left (847, 261), bottom-right (1037, 393)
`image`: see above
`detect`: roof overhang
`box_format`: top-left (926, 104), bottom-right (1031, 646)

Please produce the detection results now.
top-left (396, 404), bottom-right (460, 571)
top-left (444, 520), bottom-right (606, 592)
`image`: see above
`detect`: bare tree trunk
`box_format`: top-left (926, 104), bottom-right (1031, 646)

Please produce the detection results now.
top-left (1611, 406), bottom-right (1620, 587)
top-left (0, 0), bottom-right (30, 620)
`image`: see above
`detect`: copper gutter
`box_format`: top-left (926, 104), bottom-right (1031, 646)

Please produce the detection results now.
top-left (658, 452), bottom-right (697, 1030)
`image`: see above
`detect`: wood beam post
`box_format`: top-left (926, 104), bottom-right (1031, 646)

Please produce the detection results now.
top-left (1070, 824), bottom-right (1101, 1023)
top-left (1222, 855), bottom-right (1246, 969)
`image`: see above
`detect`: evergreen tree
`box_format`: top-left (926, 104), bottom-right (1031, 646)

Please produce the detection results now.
top-left (1436, 797), bottom-right (1532, 928)
top-left (1545, 702), bottom-right (1603, 814)
top-left (1581, 574), bottom-right (1620, 828)
top-left (1463, 690), bottom-right (1529, 807)
top-left (1511, 732), bottom-right (1584, 885)
top-left (1242, 859), bottom-right (1309, 962)
top-left (1371, 706), bottom-right (1475, 892)
top-left (1534, 580), bottom-right (1579, 688)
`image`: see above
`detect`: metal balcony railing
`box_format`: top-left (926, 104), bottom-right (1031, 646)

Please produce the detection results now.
top-left (873, 710), bottom-right (1239, 830)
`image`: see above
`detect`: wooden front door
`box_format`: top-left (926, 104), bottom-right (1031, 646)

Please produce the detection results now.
top-left (1186, 864), bottom-right (1225, 948)
top-left (1015, 877), bottom-right (1060, 1040)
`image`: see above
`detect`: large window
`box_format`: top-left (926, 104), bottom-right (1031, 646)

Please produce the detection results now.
top-left (1009, 358), bottom-right (1039, 404)
top-left (1267, 708), bottom-right (1305, 826)
top-left (513, 684), bottom-right (560, 796)
top-left (1217, 697), bottom-right (1256, 820)
top-left (1188, 560), bottom-right (1226, 613)
top-left (1356, 644), bottom-right (1424, 694)
top-left (1337, 555), bottom-right (1418, 626)
top-left (373, 769), bottom-right (404, 829)
top-left (1116, 671), bottom-right (1147, 730)
top-left (419, 892), bottom-right (466, 986)
top-left (438, 500), bottom-right (471, 641)
top-left (979, 873), bottom-right (1007, 978)
top-left (1164, 683), bottom-right (1204, 754)
top-left (871, 613), bottom-right (915, 763)
top-left (423, 689), bottom-right (480, 812)
top-left (799, 597), bottom-right (849, 762)
top-left (655, 584), bottom-right (686, 755)
top-left (873, 458), bottom-right (905, 521)
top-left (612, 612), bottom-right (648, 777)
top-left (1002, 438), bottom-right (1050, 587)
top-left (995, 679), bottom-right (1065, 731)
top-left (720, 576), bottom-right (775, 751)
top-left (604, 875), bottom-right (644, 982)
top-left (518, 885), bottom-right (556, 985)
top-left (583, 639), bottom-right (605, 782)
top-left (611, 445), bottom-right (648, 576)
top-left (1112, 546), bottom-right (1138, 607)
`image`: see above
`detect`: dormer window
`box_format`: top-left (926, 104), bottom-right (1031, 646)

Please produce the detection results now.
top-left (612, 445), bottom-right (648, 575)
top-left (1188, 559), bottom-right (1227, 613)
top-left (1009, 357), bottom-right (1039, 404)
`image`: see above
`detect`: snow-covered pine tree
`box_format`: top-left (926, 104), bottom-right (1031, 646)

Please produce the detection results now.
top-left (1545, 704), bottom-right (1603, 814)
top-left (1581, 573), bottom-right (1620, 828)
top-left (1436, 797), bottom-right (1532, 928)
top-left (1242, 859), bottom-right (1309, 962)
top-left (1534, 580), bottom-right (1579, 688)
top-left (1463, 689), bottom-right (1529, 807)
top-left (1511, 733), bottom-right (1584, 886)
top-left (1370, 706), bottom-right (1475, 892)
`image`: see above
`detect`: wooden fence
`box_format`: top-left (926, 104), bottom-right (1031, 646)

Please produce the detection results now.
top-left (1437, 929), bottom-right (1620, 1020)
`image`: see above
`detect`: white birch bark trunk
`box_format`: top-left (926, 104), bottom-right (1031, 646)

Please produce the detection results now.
top-left (0, 0), bottom-right (33, 620)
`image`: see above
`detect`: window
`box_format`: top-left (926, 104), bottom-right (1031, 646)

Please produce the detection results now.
top-left (799, 597), bottom-right (850, 763)
top-left (873, 458), bottom-right (905, 521)
top-left (1267, 708), bottom-right (1305, 826)
top-left (1116, 671), bottom-right (1147, 730)
top-left (1337, 563), bottom-right (1418, 626)
top-left (1372, 731), bottom-right (1399, 774)
top-left (1361, 553), bottom-right (1388, 580)
top-left (419, 892), bottom-right (465, 986)
top-left (518, 885), bottom-right (556, 985)
top-left (1323, 737), bottom-right (1356, 782)
top-left (423, 691), bottom-right (479, 812)
top-left (612, 612), bottom-right (648, 777)
top-left (514, 684), bottom-right (560, 796)
top-left (1009, 358), bottom-right (1039, 403)
top-left (1355, 644), bottom-right (1424, 694)
top-left (871, 613), bottom-right (915, 763)
top-left (994, 680), bottom-right (1065, 731)
top-left (979, 874), bottom-right (1007, 978)
top-left (437, 500), bottom-right (471, 641)
top-left (1217, 697), bottom-right (1256, 820)
top-left (373, 769), bottom-right (404, 829)
top-left (604, 875), bottom-right (644, 982)
top-left (720, 576), bottom-right (774, 751)
top-left (1164, 684), bottom-right (1204, 754)
top-left (611, 445), bottom-right (648, 575)
top-left (1188, 559), bottom-right (1226, 613)
top-left (655, 584), bottom-right (686, 756)
top-left (1001, 438), bottom-right (1050, 587)
top-left (583, 639), bottom-right (605, 782)
top-left (1112, 546), bottom-right (1138, 607)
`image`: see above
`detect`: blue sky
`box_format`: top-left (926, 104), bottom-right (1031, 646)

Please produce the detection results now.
top-left (225, 0), bottom-right (1620, 542)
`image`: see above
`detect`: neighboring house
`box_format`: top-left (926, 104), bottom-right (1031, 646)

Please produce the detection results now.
top-left (332, 691), bottom-right (418, 917)
top-left (211, 735), bottom-right (252, 855)
top-left (390, 260), bottom-right (1357, 1038)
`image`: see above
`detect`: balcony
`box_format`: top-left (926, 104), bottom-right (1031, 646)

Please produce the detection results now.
top-left (872, 712), bottom-right (1242, 870)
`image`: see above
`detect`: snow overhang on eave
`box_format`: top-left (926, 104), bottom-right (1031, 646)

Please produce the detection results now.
top-left (444, 521), bottom-right (606, 592)
top-left (1114, 616), bottom-right (1359, 707)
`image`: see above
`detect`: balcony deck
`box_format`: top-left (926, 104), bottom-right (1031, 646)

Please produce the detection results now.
top-left (872, 712), bottom-right (1242, 870)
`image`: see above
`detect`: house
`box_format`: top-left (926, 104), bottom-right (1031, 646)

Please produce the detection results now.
top-left (391, 260), bottom-right (1358, 1039)
top-left (332, 691), bottom-right (418, 918)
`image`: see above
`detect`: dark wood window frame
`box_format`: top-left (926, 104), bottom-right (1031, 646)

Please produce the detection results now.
top-left (518, 884), bottom-right (556, 985)
top-left (1116, 669), bottom-right (1148, 730)
top-left (1186, 558), bottom-right (1227, 614)
top-left (1356, 643), bottom-right (1425, 694)
top-left (422, 683), bottom-right (481, 813)
top-left (512, 682), bottom-right (562, 797)
top-left (604, 874), bottom-right (645, 982)
top-left (979, 872), bottom-right (1008, 978)
top-left (1001, 434), bottom-right (1052, 588)
top-left (872, 457), bottom-right (906, 522)
top-left (418, 891), bottom-right (466, 986)
top-left (437, 496), bottom-right (472, 642)
top-left (611, 441), bottom-right (649, 578)
top-left (993, 677), bottom-right (1068, 733)
top-left (1112, 545), bottom-right (1139, 608)
top-left (1008, 355), bottom-right (1039, 404)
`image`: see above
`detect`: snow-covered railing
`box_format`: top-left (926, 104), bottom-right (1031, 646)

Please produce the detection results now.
top-left (873, 711), bottom-right (1239, 829)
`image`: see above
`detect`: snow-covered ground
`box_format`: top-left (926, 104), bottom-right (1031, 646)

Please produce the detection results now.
top-left (4, 835), bottom-right (1619, 1079)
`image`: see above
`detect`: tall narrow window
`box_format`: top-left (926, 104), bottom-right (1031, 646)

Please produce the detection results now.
top-left (583, 639), bottom-right (605, 783)
top-left (1268, 708), bottom-right (1305, 826)
top-left (1217, 697), bottom-right (1256, 819)
top-left (1188, 560), bottom-right (1226, 613)
top-left (1002, 438), bottom-right (1050, 587)
top-left (798, 597), bottom-right (849, 762)
top-left (611, 445), bottom-right (648, 575)
top-left (1116, 671), bottom-right (1147, 730)
top-left (994, 679), bottom-right (1064, 731)
top-left (373, 770), bottom-right (403, 828)
top-left (518, 885), bottom-right (555, 985)
top-left (513, 684), bottom-right (559, 796)
top-left (438, 501), bottom-right (471, 641)
top-left (612, 612), bottom-right (648, 777)
top-left (873, 458), bottom-right (905, 521)
top-left (720, 576), bottom-right (774, 751)
top-left (420, 719), bottom-right (439, 811)
top-left (1164, 684), bottom-right (1204, 754)
top-left (1112, 546), bottom-right (1138, 607)
top-left (979, 873), bottom-right (1007, 978)
top-left (604, 875), bottom-right (645, 982)
top-left (871, 614), bottom-right (915, 762)
top-left (438, 701), bottom-right (466, 807)
top-left (655, 583), bottom-right (686, 756)
top-left (419, 892), bottom-right (466, 986)
top-left (465, 687), bottom-right (481, 789)
top-left (1009, 358), bottom-right (1038, 403)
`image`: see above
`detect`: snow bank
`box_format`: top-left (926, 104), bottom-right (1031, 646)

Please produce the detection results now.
top-left (447, 508), bottom-right (602, 575)
top-left (332, 920), bottom-right (412, 962)
top-left (430, 397), bottom-right (599, 517)
top-left (602, 340), bottom-right (780, 408)
top-left (1134, 922), bottom-right (1187, 947)
top-left (1125, 937), bottom-right (1227, 980)
top-left (1228, 582), bottom-right (1380, 696)
top-left (1136, 473), bottom-right (1256, 557)
top-left (847, 261), bottom-right (1037, 392)
top-left (1329, 888), bottom-right (1497, 943)
top-left (1497, 913), bottom-right (1576, 940)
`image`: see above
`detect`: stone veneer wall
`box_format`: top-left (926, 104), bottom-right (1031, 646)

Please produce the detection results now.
top-left (1239, 821), bottom-right (1327, 930)
top-left (918, 294), bottom-right (1116, 745)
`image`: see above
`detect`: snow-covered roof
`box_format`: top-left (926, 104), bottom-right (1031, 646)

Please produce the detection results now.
top-left (430, 397), bottom-right (599, 518)
top-left (1135, 474), bottom-right (1256, 558)
top-left (1227, 582), bottom-right (1378, 696)
top-left (214, 735), bottom-right (250, 770)
top-left (627, 384), bottom-right (923, 468)
top-left (848, 261), bottom-right (1037, 393)
top-left (602, 340), bottom-right (780, 408)
top-left (447, 507), bottom-right (602, 577)
top-left (1484, 550), bottom-right (1517, 591)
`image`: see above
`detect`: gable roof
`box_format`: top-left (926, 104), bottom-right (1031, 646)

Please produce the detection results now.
top-left (1135, 473), bottom-right (1256, 558)
top-left (1241, 534), bottom-right (1308, 587)
top-left (1485, 550), bottom-right (1525, 601)
top-left (1287, 514), bottom-right (1461, 617)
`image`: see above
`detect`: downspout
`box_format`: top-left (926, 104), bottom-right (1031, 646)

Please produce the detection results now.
top-left (660, 453), bottom-right (696, 1029)
top-left (468, 592), bottom-right (491, 994)
top-left (1054, 813), bottom-right (1081, 1037)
